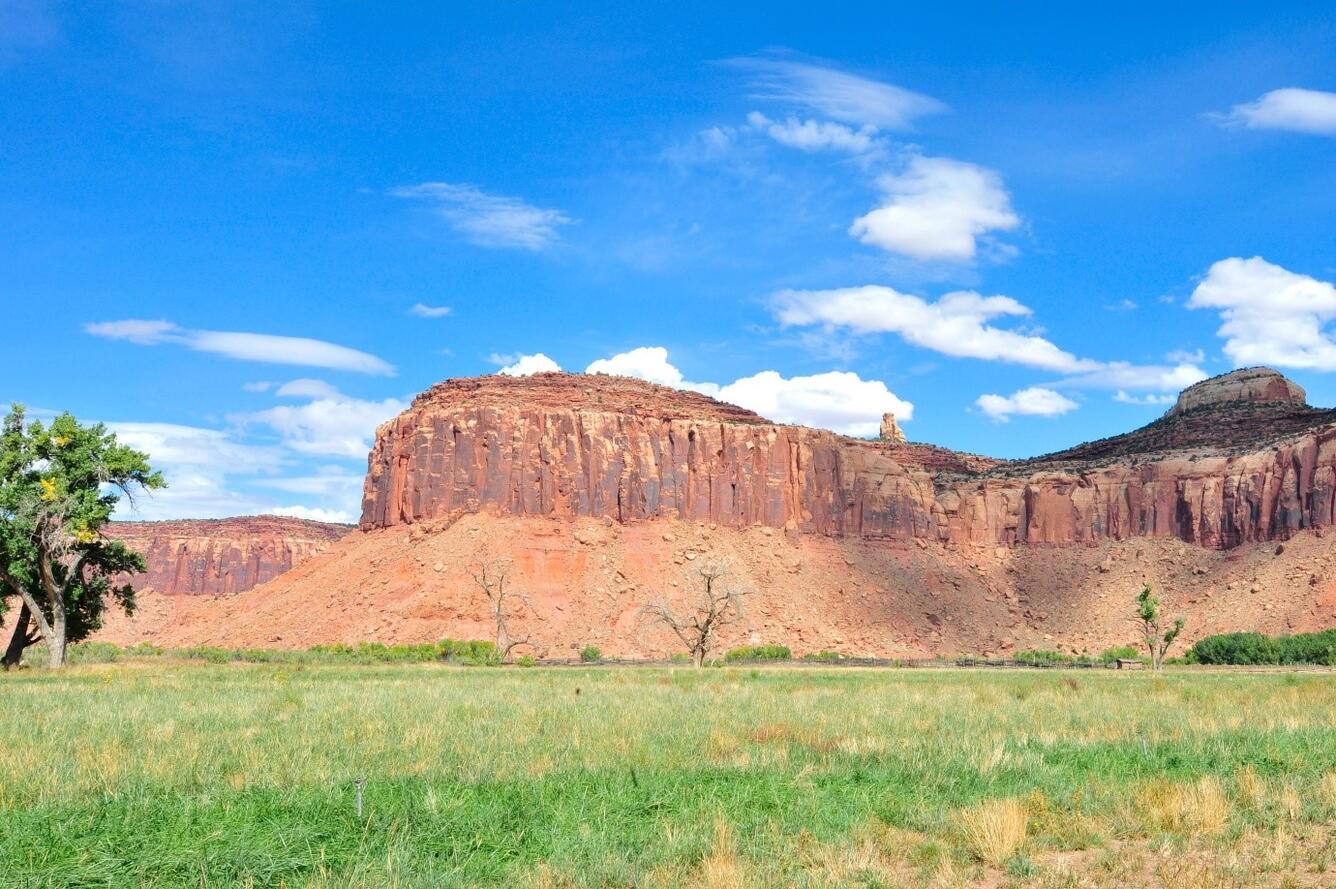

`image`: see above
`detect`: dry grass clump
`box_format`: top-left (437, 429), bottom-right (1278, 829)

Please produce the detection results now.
top-left (697, 817), bottom-right (749, 889)
top-left (958, 795), bottom-right (1028, 865)
top-left (1135, 776), bottom-right (1230, 836)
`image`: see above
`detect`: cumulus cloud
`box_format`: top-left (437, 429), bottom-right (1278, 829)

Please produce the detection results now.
top-left (390, 182), bottom-right (573, 251)
top-left (409, 302), bottom-right (452, 318)
top-left (1188, 256), bottom-right (1336, 370)
top-left (497, 353), bottom-right (562, 376)
top-left (975, 387), bottom-right (1078, 422)
top-left (849, 155), bottom-right (1020, 262)
top-left (581, 346), bottom-right (911, 437)
top-left (745, 111), bottom-right (880, 155)
top-left (1059, 362), bottom-right (1207, 392)
top-left (245, 385), bottom-right (407, 459)
top-left (86, 319), bottom-right (395, 375)
top-left (775, 285), bottom-right (1094, 373)
top-left (585, 346), bottom-right (693, 387)
top-left (1213, 88), bottom-right (1336, 136)
top-left (725, 57), bottom-right (946, 130)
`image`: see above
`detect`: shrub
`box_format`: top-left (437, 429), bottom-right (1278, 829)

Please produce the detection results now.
top-left (1014, 649), bottom-right (1073, 666)
top-left (959, 797), bottom-right (1028, 864)
top-left (579, 645), bottom-right (602, 663)
top-left (802, 650), bottom-right (848, 663)
top-left (1098, 645), bottom-right (1143, 663)
top-left (516, 654), bottom-right (537, 667)
top-left (1189, 632), bottom-right (1282, 665)
top-left (724, 644), bottom-right (792, 662)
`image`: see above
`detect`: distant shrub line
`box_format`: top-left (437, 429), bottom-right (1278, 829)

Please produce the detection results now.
top-left (41, 639), bottom-right (503, 667)
top-left (1187, 630), bottom-right (1336, 666)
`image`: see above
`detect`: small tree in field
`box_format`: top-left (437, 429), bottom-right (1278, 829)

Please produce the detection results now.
top-left (1, 405), bottom-right (163, 668)
top-left (1135, 582), bottom-right (1184, 671)
top-left (641, 559), bottom-right (749, 667)
top-left (467, 550), bottom-right (531, 662)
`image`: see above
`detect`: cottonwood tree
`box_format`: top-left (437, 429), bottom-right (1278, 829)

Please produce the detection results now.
top-left (641, 559), bottom-right (750, 667)
top-left (1135, 582), bottom-right (1184, 672)
top-left (467, 550), bottom-right (532, 661)
top-left (0, 405), bottom-right (163, 668)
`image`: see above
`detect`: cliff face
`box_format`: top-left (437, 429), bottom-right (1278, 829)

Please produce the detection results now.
top-left (361, 370), bottom-right (1336, 550)
top-left (110, 516), bottom-right (352, 595)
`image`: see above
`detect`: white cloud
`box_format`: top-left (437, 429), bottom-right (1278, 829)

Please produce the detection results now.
top-left (775, 285), bottom-right (1094, 372)
top-left (745, 111), bottom-right (880, 154)
top-left (775, 285), bottom-right (1208, 391)
top-left (275, 378), bottom-right (344, 400)
top-left (1114, 391), bottom-right (1176, 406)
top-left (242, 381), bottom-right (274, 393)
top-left (580, 346), bottom-right (912, 437)
top-left (246, 389), bottom-right (407, 459)
top-left (1059, 362), bottom-right (1208, 392)
top-left (409, 302), bottom-right (452, 318)
top-left (726, 57), bottom-right (946, 130)
top-left (1214, 88), bottom-right (1336, 136)
top-left (390, 182), bottom-right (573, 251)
top-left (498, 353), bottom-right (562, 376)
top-left (716, 370), bottom-right (912, 436)
top-left (1188, 256), bottom-right (1336, 370)
top-left (270, 505), bottom-right (357, 525)
top-left (975, 387), bottom-right (1078, 422)
top-left (585, 346), bottom-right (692, 387)
top-left (86, 320), bottom-right (395, 376)
top-left (1166, 348), bottom-right (1205, 365)
top-left (849, 155), bottom-right (1020, 262)
top-left (106, 422), bottom-right (285, 521)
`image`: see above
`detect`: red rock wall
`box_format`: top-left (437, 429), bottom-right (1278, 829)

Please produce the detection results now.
top-left (110, 517), bottom-right (352, 595)
top-left (361, 397), bottom-right (1336, 550)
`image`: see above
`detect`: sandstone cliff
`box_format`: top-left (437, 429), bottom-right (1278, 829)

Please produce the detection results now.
top-left (361, 369), bottom-right (1336, 550)
top-left (109, 516), bottom-right (352, 595)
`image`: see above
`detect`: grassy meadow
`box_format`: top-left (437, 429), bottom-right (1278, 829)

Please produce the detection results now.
top-left (1, 663), bottom-right (1333, 888)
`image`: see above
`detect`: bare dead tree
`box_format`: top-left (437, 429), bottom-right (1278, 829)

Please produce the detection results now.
top-left (640, 559), bottom-right (750, 667)
top-left (468, 550), bottom-right (532, 662)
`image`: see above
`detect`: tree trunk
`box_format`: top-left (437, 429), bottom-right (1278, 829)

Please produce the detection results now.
top-left (47, 603), bottom-right (67, 668)
top-left (692, 647), bottom-right (705, 668)
top-left (3, 604), bottom-right (32, 668)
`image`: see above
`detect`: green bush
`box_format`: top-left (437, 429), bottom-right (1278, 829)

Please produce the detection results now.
top-left (1189, 629), bottom-right (1336, 666)
top-left (580, 645), bottom-right (602, 663)
top-left (1098, 645), bottom-right (1143, 663)
top-left (516, 654), bottom-right (537, 668)
top-left (1014, 649), bottom-right (1074, 665)
top-left (802, 650), bottom-right (848, 663)
top-left (724, 644), bottom-right (792, 662)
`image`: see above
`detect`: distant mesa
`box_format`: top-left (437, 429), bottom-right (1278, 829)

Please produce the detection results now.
top-left (1167, 367), bottom-right (1307, 417)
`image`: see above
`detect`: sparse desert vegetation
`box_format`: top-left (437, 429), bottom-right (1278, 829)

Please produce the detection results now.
top-left (1, 663), bottom-right (1332, 887)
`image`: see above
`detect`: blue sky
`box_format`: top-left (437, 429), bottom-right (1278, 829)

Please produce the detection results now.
top-left (3, 2), bottom-right (1335, 523)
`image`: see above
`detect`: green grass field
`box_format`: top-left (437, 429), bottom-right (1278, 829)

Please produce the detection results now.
top-left (1, 664), bottom-right (1333, 888)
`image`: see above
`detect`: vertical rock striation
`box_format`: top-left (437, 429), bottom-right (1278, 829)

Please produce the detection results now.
top-left (360, 370), bottom-right (1336, 550)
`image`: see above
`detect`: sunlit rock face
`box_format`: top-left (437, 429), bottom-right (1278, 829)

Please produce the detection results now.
top-left (360, 369), bottom-right (1336, 550)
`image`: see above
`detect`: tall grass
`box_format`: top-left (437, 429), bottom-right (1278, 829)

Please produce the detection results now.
top-left (0, 665), bottom-right (1332, 886)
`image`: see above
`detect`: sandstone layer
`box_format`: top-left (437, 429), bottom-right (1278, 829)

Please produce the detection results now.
top-left (109, 516), bottom-right (352, 596)
top-left (362, 370), bottom-right (1336, 550)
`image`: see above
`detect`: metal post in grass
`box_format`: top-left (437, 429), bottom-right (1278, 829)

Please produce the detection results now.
top-left (354, 777), bottom-right (366, 817)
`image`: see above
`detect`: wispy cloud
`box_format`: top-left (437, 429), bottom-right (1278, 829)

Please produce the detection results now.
top-left (85, 320), bottom-right (395, 376)
top-left (1211, 88), bottom-right (1336, 136)
top-left (242, 381), bottom-right (406, 459)
top-left (724, 56), bottom-right (946, 130)
top-left (390, 182), bottom-right (574, 251)
top-left (408, 302), bottom-right (452, 318)
top-left (745, 111), bottom-right (881, 155)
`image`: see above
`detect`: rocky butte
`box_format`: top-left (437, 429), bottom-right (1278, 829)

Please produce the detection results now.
top-left (98, 367), bottom-right (1336, 658)
top-left (109, 516), bottom-right (352, 596)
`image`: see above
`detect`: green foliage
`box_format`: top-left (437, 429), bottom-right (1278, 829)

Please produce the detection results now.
top-left (516, 654), bottom-right (537, 667)
top-left (1135, 582), bottom-right (1185, 670)
top-left (579, 644), bottom-right (601, 663)
top-left (801, 650), bottom-right (848, 663)
top-left (1014, 648), bottom-right (1073, 665)
top-left (724, 644), bottom-right (791, 661)
top-left (0, 404), bottom-right (164, 666)
top-left (1098, 645), bottom-right (1144, 663)
top-left (1188, 629), bottom-right (1336, 666)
